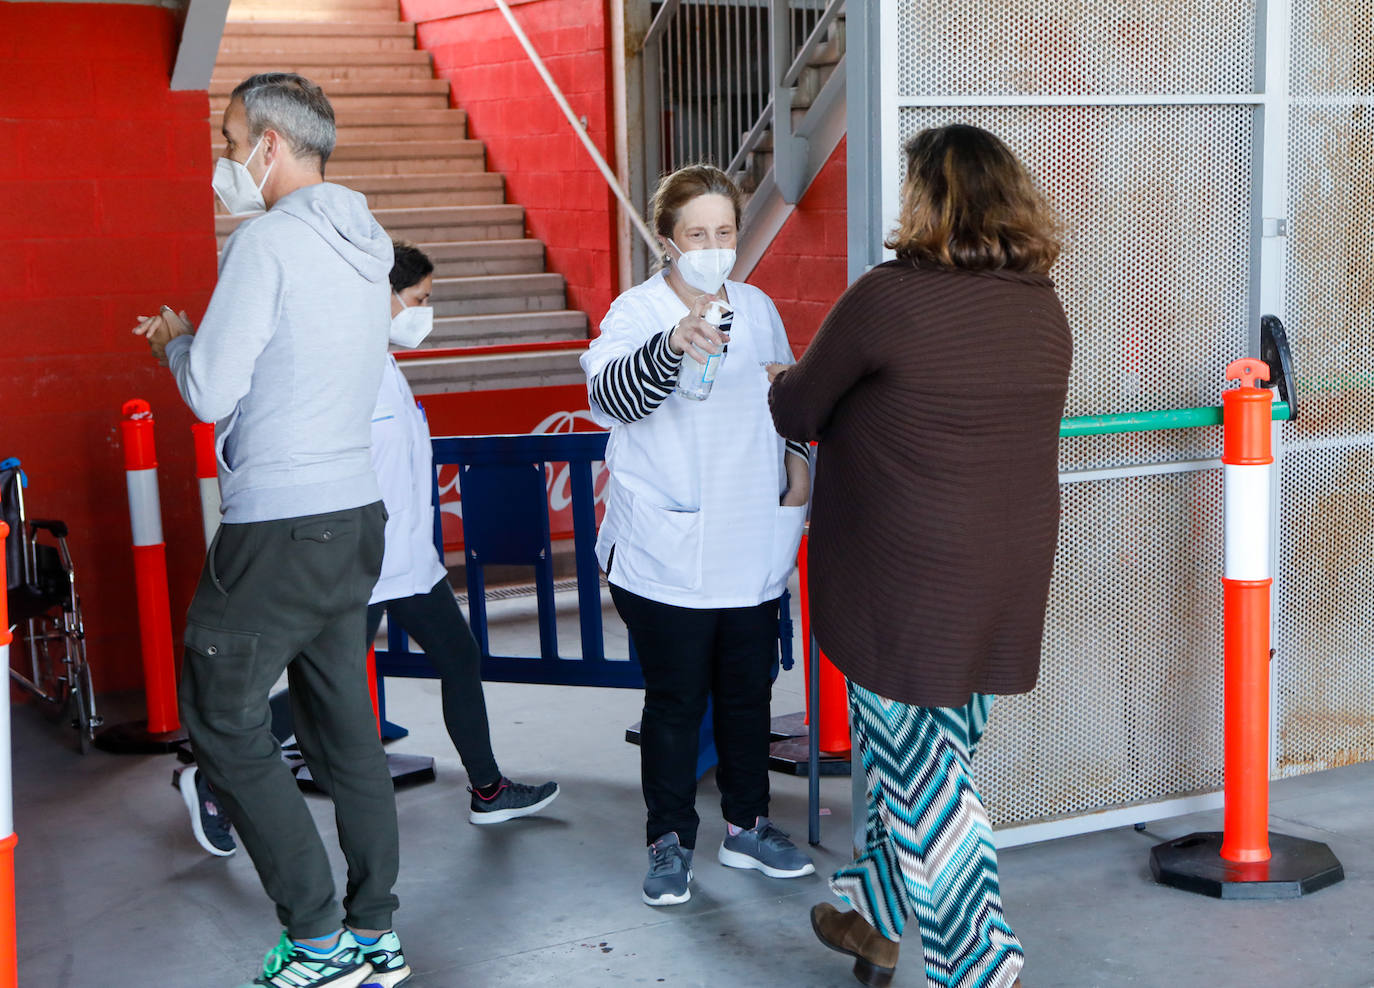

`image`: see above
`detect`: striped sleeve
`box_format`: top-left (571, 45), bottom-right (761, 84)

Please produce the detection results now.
top-left (785, 438), bottom-right (810, 462)
top-left (588, 328), bottom-right (684, 424)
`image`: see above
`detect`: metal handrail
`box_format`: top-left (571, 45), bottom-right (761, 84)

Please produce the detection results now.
top-left (725, 97), bottom-right (775, 176)
top-left (492, 0), bottom-right (658, 256)
top-left (1060, 400), bottom-right (1292, 437)
top-left (781, 0), bottom-right (845, 90)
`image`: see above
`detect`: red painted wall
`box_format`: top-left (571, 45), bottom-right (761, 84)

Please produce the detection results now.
top-left (402, 0), bottom-right (619, 324)
top-left (0, 3), bottom-right (218, 694)
top-left (748, 138), bottom-right (851, 356)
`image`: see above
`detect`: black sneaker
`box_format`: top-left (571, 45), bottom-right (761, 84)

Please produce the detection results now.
top-left (468, 777), bottom-right (560, 825)
top-left (174, 765), bottom-right (235, 857)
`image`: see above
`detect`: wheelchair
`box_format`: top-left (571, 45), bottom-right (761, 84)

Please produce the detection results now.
top-left (2, 459), bottom-right (100, 752)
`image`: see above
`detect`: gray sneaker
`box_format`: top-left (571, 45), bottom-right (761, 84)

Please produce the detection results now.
top-left (718, 817), bottom-right (815, 878)
top-left (642, 832), bottom-right (694, 906)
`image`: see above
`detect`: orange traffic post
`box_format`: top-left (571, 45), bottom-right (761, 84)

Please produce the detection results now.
top-left (1149, 357), bottom-right (1342, 898)
top-left (95, 400), bottom-right (188, 754)
top-left (797, 533), bottom-right (850, 756)
top-left (0, 522), bottom-right (19, 988)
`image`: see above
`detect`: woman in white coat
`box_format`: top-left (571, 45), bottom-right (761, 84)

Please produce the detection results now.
top-left (369, 241), bottom-right (558, 825)
top-left (581, 166), bottom-right (814, 906)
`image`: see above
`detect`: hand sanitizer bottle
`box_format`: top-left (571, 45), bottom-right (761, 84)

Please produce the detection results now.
top-left (676, 301), bottom-right (732, 401)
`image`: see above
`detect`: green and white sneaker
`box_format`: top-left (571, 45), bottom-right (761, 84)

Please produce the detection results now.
top-left (240, 931), bottom-right (372, 988)
top-left (354, 931), bottom-right (412, 988)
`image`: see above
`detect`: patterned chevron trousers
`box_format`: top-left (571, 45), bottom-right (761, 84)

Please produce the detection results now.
top-left (830, 683), bottom-right (1023, 988)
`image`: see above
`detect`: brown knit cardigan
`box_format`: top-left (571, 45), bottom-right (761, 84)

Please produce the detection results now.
top-left (769, 260), bottom-right (1072, 707)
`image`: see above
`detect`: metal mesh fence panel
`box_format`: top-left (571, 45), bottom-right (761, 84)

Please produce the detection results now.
top-left (896, 0), bottom-right (1259, 98)
top-left (976, 469), bottom-right (1226, 826)
top-left (1275, 445), bottom-right (1374, 777)
top-left (1275, 1), bottom-right (1374, 779)
top-left (897, 105), bottom-right (1253, 447)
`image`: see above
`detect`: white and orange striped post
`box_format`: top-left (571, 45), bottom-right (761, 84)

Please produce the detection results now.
top-left (0, 521), bottom-right (18, 988)
top-left (95, 400), bottom-right (186, 753)
top-left (1219, 358), bottom-right (1274, 864)
top-left (190, 422), bottom-right (220, 550)
top-left (1150, 356), bottom-right (1344, 897)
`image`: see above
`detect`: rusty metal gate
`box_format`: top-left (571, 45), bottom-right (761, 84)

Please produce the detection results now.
top-left (845, 0), bottom-right (1374, 844)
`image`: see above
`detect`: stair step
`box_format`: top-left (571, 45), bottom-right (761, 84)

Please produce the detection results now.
top-left (229, 0), bottom-right (401, 10)
top-left (216, 204), bottom-right (525, 245)
top-left (426, 310), bottom-right (587, 347)
top-left (400, 347), bottom-right (588, 396)
top-left (213, 52), bottom-right (433, 83)
top-left (228, 0), bottom-right (403, 25)
top-left (211, 119), bottom-right (471, 145)
top-left (430, 273), bottom-right (567, 317)
top-left (219, 22), bottom-right (416, 53)
top-left (209, 77), bottom-right (447, 98)
top-left (421, 239), bottom-right (544, 278)
top-left (206, 108), bottom-right (467, 132)
top-left (331, 173), bottom-right (504, 210)
top-left (214, 91), bottom-right (450, 112)
top-left (329, 140), bottom-right (481, 162)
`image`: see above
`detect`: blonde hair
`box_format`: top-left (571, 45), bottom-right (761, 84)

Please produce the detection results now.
top-left (886, 124), bottom-right (1062, 275)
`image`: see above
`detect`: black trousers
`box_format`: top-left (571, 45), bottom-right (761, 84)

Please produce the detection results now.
top-left (179, 502), bottom-right (398, 939)
top-left (611, 583), bottom-right (779, 849)
top-left (366, 578), bottom-right (501, 788)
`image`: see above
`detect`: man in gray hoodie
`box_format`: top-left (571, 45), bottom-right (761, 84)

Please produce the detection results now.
top-left (136, 74), bottom-right (409, 988)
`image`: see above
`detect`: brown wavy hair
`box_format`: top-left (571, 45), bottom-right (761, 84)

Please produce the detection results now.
top-left (649, 164), bottom-right (743, 243)
top-left (886, 124), bottom-right (1062, 274)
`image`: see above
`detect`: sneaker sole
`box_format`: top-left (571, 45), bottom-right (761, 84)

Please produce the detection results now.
top-left (360, 965), bottom-right (412, 988)
top-left (641, 873), bottom-right (693, 907)
top-left (468, 784), bottom-right (560, 825)
top-left (717, 844), bottom-right (815, 878)
top-left (177, 767), bottom-right (235, 858)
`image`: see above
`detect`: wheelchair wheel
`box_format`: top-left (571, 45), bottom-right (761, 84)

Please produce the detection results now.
top-left (65, 596), bottom-right (97, 754)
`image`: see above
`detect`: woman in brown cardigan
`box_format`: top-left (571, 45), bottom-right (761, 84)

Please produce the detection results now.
top-left (768, 124), bottom-right (1072, 988)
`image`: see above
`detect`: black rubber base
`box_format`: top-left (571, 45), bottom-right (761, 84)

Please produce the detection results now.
top-left (93, 719), bottom-right (189, 754)
top-left (1150, 831), bottom-right (1344, 899)
top-left (294, 752), bottom-right (437, 793)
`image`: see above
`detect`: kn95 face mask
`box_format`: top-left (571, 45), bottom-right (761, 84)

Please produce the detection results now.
top-left (212, 136), bottom-right (273, 215)
top-left (669, 240), bottom-right (736, 295)
top-left (389, 294), bottom-right (434, 348)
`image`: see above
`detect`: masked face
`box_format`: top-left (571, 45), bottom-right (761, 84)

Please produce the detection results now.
top-left (389, 293), bottom-right (434, 348)
top-left (212, 135), bottom-right (274, 216)
top-left (668, 240), bottom-right (736, 294)
top-left (664, 192), bottom-right (738, 294)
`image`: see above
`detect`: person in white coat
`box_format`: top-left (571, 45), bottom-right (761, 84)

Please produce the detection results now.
top-left (581, 166), bottom-right (814, 907)
top-left (369, 241), bottom-right (559, 826)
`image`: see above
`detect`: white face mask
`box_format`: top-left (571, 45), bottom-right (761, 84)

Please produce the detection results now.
top-left (668, 239), bottom-right (736, 295)
top-left (389, 293), bottom-right (434, 348)
top-left (211, 136), bottom-right (274, 215)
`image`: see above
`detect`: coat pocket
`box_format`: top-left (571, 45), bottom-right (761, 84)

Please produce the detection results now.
top-left (767, 504), bottom-right (808, 588)
top-left (624, 495), bottom-right (704, 592)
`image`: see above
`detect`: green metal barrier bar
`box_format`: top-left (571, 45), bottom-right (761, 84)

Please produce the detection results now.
top-left (1061, 400), bottom-right (1292, 437)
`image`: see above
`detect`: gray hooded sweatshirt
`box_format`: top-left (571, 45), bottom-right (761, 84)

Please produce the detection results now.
top-left (166, 183), bottom-right (391, 523)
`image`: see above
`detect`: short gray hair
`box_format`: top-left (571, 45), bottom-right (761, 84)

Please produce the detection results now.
top-left (230, 73), bottom-right (336, 168)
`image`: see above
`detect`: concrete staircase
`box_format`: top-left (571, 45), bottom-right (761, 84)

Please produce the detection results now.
top-left (212, 0), bottom-right (589, 394)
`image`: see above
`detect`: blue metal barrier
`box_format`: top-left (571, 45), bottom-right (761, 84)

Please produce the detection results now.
top-left (373, 432), bottom-right (794, 773)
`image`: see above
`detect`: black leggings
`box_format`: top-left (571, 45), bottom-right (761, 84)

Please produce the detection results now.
top-left (366, 578), bottom-right (501, 789)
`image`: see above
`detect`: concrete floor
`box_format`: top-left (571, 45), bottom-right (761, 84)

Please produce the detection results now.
top-left (16, 593), bottom-right (1374, 987)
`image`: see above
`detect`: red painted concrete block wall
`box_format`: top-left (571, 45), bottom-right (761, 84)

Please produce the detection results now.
top-left (0, 4), bottom-right (219, 693)
top-left (749, 139), bottom-right (851, 356)
top-left (403, 0), bottom-right (619, 324)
